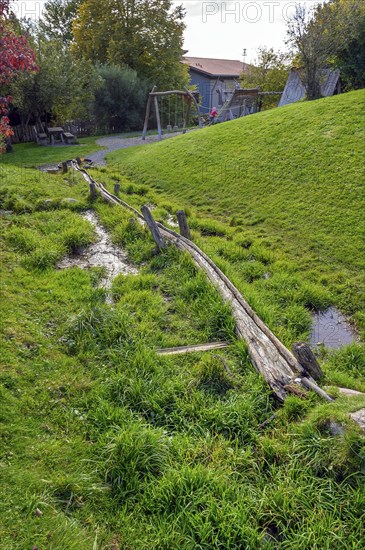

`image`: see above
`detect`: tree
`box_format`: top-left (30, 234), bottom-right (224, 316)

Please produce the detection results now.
top-left (0, 0), bottom-right (37, 151)
top-left (40, 0), bottom-right (82, 43)
top-left (72, 0), bottom-right (188, 89)
top-left (240, 47), bottom-right (291, 109)
top-left (286, 4), bottom-right (340, 100)
top-left (287, 1), bottom-right (365, 100)
top-left (319, 0), bottom-right (365, 90)
top-left (10, 37), bottom-right (99, 128)
top-left (92, 65), bottom-right (148, 132)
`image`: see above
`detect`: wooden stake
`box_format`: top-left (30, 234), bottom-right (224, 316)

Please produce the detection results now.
top-left (89, 182), bottom-right (97, 200)
top-left (114, 183), bottom-right (121, 195)
top-left (141, 205), bottom-right (166, 249)
top-left (292, 342), bottom-right (323, 381)
top-left (184, 88), bottom-right (203, 129)
top-left (176, 210), bottom-right (191, 240)
top-left (61, 161), bottom-right (68, 174)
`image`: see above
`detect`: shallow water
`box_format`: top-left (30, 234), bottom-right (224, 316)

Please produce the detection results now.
top-left (310, 307), bottom-right (358, 349)
top-left (57, 211), bottom-right (138, 289)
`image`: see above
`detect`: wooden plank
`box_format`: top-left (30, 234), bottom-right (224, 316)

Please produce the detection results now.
top-left (157, 341), bottom-right (230, 356)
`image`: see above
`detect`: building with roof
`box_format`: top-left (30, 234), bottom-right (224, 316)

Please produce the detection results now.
top-left (182, 56), bottom-right (250, 114)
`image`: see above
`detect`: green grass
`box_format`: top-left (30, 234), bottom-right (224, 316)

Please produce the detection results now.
top-left (1, 92), bottom-right (365, 548)
top-left (0, 136), bottom-right (103, 168)
top-left (103, 90), bottom-right (365, 338)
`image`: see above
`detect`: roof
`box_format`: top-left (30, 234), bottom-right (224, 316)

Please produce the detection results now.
top-left (182, 57), bottom-right (249, 78)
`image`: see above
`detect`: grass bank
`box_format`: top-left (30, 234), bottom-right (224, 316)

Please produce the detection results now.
top-left (99, 90), bottom-right (365, 339)
top-left (0, 160), bottom-right (365, 548)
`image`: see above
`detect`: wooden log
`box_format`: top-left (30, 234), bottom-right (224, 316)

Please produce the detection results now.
top-left (114, 183), bottom-right (121, 195)
top-left (292, 342), bottom-right (323, 381)
top-left (141, 205), bottom-right (166, 249)
top-left (176, 210), bottom-right (191, 240)
top-left (89, 182), bottom-right (97, 200)
top-left (150, 90), bottom-right (194, 97)
top-left (154, 96), bottom-right (162, 141)
top-left (142, 86), bottom-right (156, 140)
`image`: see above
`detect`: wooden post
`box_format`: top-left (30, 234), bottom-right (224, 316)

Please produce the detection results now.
top-left (176, 210), bottom-right (191, 240)
top-left (114, 183), bottom-right (121, 195)
top-left (142, 86), bottom-right (156, 140)
top-left (61, 161), bottom-right (68, 174)
top-left (154, 96), bottom-right (162, 141)
top-left (184, 88), bottom-right (203, 129)
top-left (89, 182), bottom-right (97, 200)
top-left (76, 157), bottom-right (82, 166)
top-left (141, 205), bottom-right (166, 249)
top-left (182, 97), bottom-right (191, 134)
top-left (292, 342), bottom-right (323, 381)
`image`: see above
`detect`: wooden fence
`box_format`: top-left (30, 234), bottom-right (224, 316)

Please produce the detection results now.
top-left (10, 120), bottom-right (137, 144)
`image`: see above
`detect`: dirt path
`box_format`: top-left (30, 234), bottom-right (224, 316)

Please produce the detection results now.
top-left (89, 132), bottom-right (182, 166)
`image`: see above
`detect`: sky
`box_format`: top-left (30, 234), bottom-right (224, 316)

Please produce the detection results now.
top-left (14, 0), bottom-right (323, 64)
top-left (174, 1), bottom-right (323, 63)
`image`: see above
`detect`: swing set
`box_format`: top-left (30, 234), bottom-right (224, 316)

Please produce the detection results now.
top-left (142, 86), bottom-right (203, 141)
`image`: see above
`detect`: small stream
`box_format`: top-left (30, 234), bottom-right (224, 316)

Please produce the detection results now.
top-left (310, 307), bottom-right (358, 349)
top-left (57, 211), bottom-right (138, 292)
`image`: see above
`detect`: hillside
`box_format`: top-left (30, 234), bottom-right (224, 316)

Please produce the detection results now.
top-left (104, 90), bottom-right (365, 335)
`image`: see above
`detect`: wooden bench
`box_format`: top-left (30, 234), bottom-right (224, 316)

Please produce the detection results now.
top-left (33, 126), bottom-right (48, 146)
top-left (63, 132), bottom-right (76, 145)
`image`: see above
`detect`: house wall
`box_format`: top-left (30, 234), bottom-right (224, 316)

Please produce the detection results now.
top-left (189, 70), bottom-right (238, 113)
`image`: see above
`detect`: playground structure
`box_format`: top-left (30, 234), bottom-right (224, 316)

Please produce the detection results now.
top-left (142, 86), bottom-right (283, 139)
top-left (142, 87), bottom-right (203, 141)
top-left (213, 87), bottom-right (283, 123)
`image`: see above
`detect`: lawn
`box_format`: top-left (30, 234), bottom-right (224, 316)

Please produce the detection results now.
top-left (1, 92), bottom-right (365, 549)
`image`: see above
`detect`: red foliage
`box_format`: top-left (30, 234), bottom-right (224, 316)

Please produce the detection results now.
top-left (0, 2), bottom-right (37, 151)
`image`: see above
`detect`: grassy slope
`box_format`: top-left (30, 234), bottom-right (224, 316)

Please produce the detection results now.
top-left (1, 94), bottom-right (365, 549)
top-left (105, 91), bottom-right (365, 334)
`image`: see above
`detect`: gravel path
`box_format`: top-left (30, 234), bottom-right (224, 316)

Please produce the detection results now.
top-left (89, 132), bottom-right (181, 166)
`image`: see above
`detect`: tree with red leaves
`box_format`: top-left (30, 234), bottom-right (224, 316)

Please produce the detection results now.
top-left (0, 0), bottom-right (37, 151)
